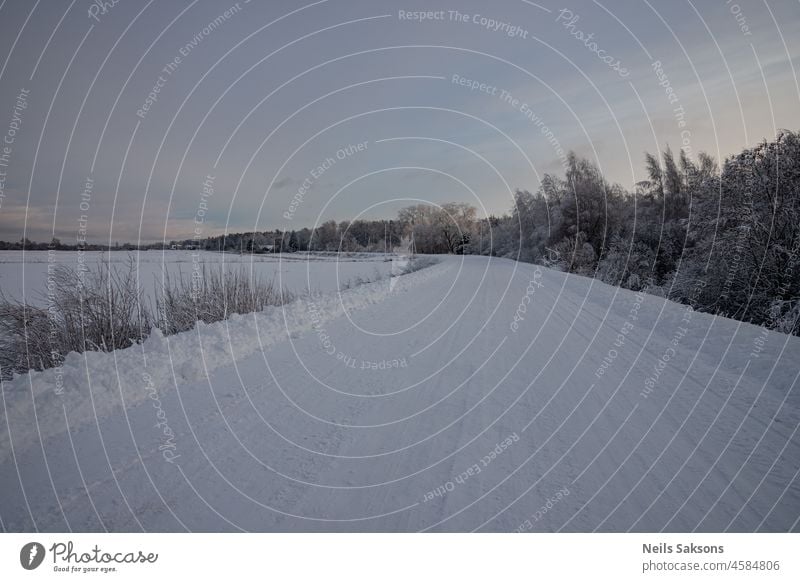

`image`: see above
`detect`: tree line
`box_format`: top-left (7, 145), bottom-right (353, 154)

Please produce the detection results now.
top-left (447, 130), bottom-right (799, 335)
top-left (267, 129), bottom-right (796, 336)
top-left (5, 130), bottom-right (797, 334)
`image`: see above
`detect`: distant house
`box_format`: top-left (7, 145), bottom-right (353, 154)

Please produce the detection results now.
top-left (257, 244), bottom-right (275, 253)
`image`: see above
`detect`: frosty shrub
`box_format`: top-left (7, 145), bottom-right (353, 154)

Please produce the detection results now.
top-left (596, 237), bottom-right (655, 290)
top-left (0, 260), bottom-right (151, 379)
top-left (396, 256), bottom-right (439, 275)
top-left (0, 261), bottom-right (294, 378)
top-left (154, 264), bottom-right (294, 335)
top-left (0, 298), bottom-right (58, 378)
top-left (769, 299), bottom-right (800, 336)
top-left (339, 257), bottom-right (439, 291)
top-left (549, 232), bottom-right (597, 275)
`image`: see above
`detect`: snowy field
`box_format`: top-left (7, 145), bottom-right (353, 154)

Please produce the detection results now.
top-left (0, 250), bottom-right (394, 305)
top-left (1, 255), bottom-right (799, 532)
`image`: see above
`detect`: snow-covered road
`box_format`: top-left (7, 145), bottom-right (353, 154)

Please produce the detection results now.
top-left (2, 256), bottom-right (799, 531)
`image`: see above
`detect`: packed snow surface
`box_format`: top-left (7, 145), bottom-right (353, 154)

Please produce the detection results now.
top-left (1, 255), bottom-right (799, 532)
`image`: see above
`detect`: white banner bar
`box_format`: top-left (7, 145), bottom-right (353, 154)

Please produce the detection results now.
top-left (1, 533), bottom-right (798, 581)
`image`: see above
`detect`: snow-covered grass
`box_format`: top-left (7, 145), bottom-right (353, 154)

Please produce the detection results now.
top-left (154, 265), bottom-right (294, 336)
top-left (0, 260), bottom-right (295, 379)
top-left (0, 251), bottom-right (437, 379)
top-left (0, 259), bottom-right (449, 464)
top-left (0, 251), bottom-right (431, 378)
top-left (0, 250), bottom-right (396, 306)
top-left (0, 261), bottom-right (151, 378)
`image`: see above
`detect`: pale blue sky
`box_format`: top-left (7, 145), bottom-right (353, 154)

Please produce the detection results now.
top-left (0, 0), bottom-right (798, 242)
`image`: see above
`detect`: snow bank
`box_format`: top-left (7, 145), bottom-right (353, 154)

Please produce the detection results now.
top-left (0, 262), bottom-right (448, 463)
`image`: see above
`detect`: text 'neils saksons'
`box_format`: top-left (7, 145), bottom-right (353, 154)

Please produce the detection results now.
top-left (643, 543), bottom-right (724, 554)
